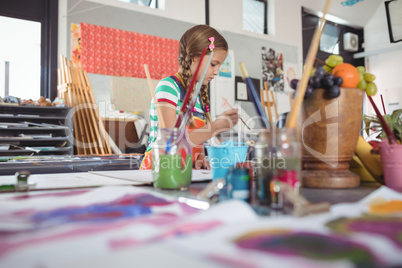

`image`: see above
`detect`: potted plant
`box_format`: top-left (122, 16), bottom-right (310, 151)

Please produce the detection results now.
top-left (362, 109), bottom-right (402, 146)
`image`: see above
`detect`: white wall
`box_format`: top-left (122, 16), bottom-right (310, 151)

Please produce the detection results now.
top-left (60, 0), bottom-right (305, 117)
top-left (363, 1), bottom-right (402, 116)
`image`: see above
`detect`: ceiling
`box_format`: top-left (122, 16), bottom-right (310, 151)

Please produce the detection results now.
top-left (68, 0), bottom-right (385, 29)
top-left (302, 0), bottom-right (385, 28)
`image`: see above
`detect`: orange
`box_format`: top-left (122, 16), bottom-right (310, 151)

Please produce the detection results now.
top-left (332, 63), bottom-right (360, 88)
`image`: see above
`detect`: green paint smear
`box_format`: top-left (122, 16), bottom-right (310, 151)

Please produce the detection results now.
top-left (152, 155), bottom-right (192, 190)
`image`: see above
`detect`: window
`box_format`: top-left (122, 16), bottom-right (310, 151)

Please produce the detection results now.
top-left (320, 22), bottom-right (340, 54)
top-left (117, 0), bottom-right (160, 9)
top-left (0, 16), bottom-right (41, 100)
top-left (243, 0), bottom-right (268, 35)
top-left (0, 0), bottom-right (58, 101)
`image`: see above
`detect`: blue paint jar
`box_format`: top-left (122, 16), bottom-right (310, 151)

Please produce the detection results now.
top-left (226, 167), bottom-right (250, 202)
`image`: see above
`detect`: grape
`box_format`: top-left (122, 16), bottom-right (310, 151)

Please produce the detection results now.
top-left (333, 76), bottom-right (343, 86)
top-left (326, 85), bottom-right (340, 98)
top-left (321, 74), bottom-right (335, 89)
top-left (364, 73), bottom-right (376, 82)
top-left (357, 79), bottom-right (367, 90)
top-left (323, 65), bottom-right (333, 74)
top-left (304, 85), bottom-right (314, 99)
top-left (356, 66), bottom-right (365, 73)
top-left (290, 79), bottom-right (299, 90)
top-left (325, 55), bottom-right (343, 68)
top-left (366, 82), bottom-right (377, 96)
top-left (314, 67), bottom-right (326, 77)
top-left (310, 67), bottom-right (316, 77)
top-left (310, 76), bottom-right (321, 88)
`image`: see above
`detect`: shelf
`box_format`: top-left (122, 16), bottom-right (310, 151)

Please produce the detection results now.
top-left (0, 105), bottom-right (73, 156)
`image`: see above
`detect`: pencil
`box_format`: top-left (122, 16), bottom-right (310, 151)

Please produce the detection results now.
top-left (222, 97), bottom-right (251, 130)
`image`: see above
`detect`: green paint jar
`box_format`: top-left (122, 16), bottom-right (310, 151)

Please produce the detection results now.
top-left (152, 128), bottom-right (192, 190)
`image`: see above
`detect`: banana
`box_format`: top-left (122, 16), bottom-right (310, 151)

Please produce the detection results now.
top-left (352, 135), bottom-right (384, 184)
top-left (349, 155), bottom-right (376, 182)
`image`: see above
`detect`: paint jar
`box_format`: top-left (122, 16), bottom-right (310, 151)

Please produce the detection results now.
top-left (253, 128), bottom-right (301, 207)
top-left (225, 167), bottom-right (251, 202)
top-left (206, 141), bottom-right (249, 180)
top-left (152, 128), bottom-right (192, 190)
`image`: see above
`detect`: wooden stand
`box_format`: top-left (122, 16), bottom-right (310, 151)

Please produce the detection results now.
top-left (301, 88), bottom-right (363, 188)
top-left (260, 81), bottom-right (278, 128)
top-left (58, 55), bottom-right (112, 155)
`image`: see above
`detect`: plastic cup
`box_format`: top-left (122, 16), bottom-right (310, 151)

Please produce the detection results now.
top-left (206, 143), bottom-right (249, 180)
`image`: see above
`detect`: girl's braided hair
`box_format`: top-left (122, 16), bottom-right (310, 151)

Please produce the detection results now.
top-left (177, 25), bottom-right (228, 126)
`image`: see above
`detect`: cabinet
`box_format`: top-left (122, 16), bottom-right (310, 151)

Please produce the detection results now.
top-left (0, 104), bottom-right (73, 156)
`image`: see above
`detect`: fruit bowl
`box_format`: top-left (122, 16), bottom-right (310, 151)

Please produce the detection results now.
top-left (300, 87), bottom-right (364, 188)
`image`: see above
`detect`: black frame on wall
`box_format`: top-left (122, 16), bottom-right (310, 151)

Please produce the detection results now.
top-left (385, 0), bottom-right (402, 43)
top-left (0, 0), bottom-right (59, 100)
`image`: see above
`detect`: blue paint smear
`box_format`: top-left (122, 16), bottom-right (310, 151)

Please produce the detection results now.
top-left (30, 193), bottom-right (172, 226)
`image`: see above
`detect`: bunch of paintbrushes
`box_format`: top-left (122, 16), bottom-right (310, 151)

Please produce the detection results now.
top-left (174, 47), bottom-right (208, 128)
top-left (367, 96), bottom-right (398, 145)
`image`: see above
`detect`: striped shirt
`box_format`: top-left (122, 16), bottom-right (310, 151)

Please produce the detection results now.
top-left (146, 74), bottom-right (205, 153)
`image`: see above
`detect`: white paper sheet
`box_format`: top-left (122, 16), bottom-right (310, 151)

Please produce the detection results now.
top-left (90, 169), bottom-right (212, 183)
top-left (0, 172), bottom-right (142, 191)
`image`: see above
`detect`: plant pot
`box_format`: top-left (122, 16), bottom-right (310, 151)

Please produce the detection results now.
top-left (379, 139), bottom-right (402, 192)
top-left (301, 87), bottom-right (363, 188)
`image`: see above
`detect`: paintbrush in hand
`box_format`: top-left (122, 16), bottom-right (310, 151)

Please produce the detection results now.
top-left (222, 97), bottom-right (251, 130)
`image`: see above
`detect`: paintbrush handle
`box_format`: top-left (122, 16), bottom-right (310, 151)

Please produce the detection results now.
top-left (286, 0), bottom-right (332, 129)
top-left (222, 97), bottom-right (251, 130)
top-left (239, 62), bottom-right (270, 129)
top-left (368, 96), bottom-right (398, 144)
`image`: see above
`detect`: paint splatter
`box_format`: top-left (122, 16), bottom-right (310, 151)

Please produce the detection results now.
top-left (234, 230), bottom-right (382, 267)
top-left (326, 216), bottom-right (402, 248)
top-left (30, 193), bottom-right (176, 225)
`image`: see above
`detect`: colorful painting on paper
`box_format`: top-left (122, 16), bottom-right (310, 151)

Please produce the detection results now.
top-left (234, 229), bottom-right (384, 267)
top-left (326, 216), bottom-right (402, 248)
top-left (70, 23), bottom-right (81, 66)
top-left (79, 23), bottom-right (179, 80)
top-left (219, 54), bottom-right (232, 78)
top-left (0, 189), bottom-right (202, 259)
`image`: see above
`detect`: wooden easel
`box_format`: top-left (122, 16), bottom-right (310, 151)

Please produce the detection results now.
top-left (57, 55), bottom-right (112, 155)
top-left (260, 81), bottom-right (278, 128)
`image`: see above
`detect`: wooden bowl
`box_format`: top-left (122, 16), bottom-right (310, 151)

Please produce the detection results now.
top-left (301, 87), bottom-right (363, 188)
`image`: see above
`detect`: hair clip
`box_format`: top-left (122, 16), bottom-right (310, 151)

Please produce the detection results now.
top-left (208, 37), bottom-right (215, 51)
top-left (205, 105), bottom-right (210, 112)
top-left (193, 107), bottom-right (197, 113)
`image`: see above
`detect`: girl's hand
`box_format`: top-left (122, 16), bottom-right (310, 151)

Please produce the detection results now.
top-left (213, 108), bottom-right (240, 132)
top-left (194, 153), bottom-right (210, 170)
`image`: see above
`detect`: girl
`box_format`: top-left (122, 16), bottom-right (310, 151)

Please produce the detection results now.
top-left (140, 24), bottom-right (239, 170)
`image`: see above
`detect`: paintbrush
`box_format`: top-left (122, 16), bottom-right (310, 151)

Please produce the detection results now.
top-left (285, 0), bottom-right (332, 129)
top-left (144, 64), bottom-right (166, 128)
top-left (368, 95), bottom-right (398, 144)
top-left (181, 51), bottom-right (215, 128)
top-left (174, 47), bottom-right (207, 128)
top-left (222, 97), bottom-right (251, 130)
top-left (238, 62), bottom-right (270, 129)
